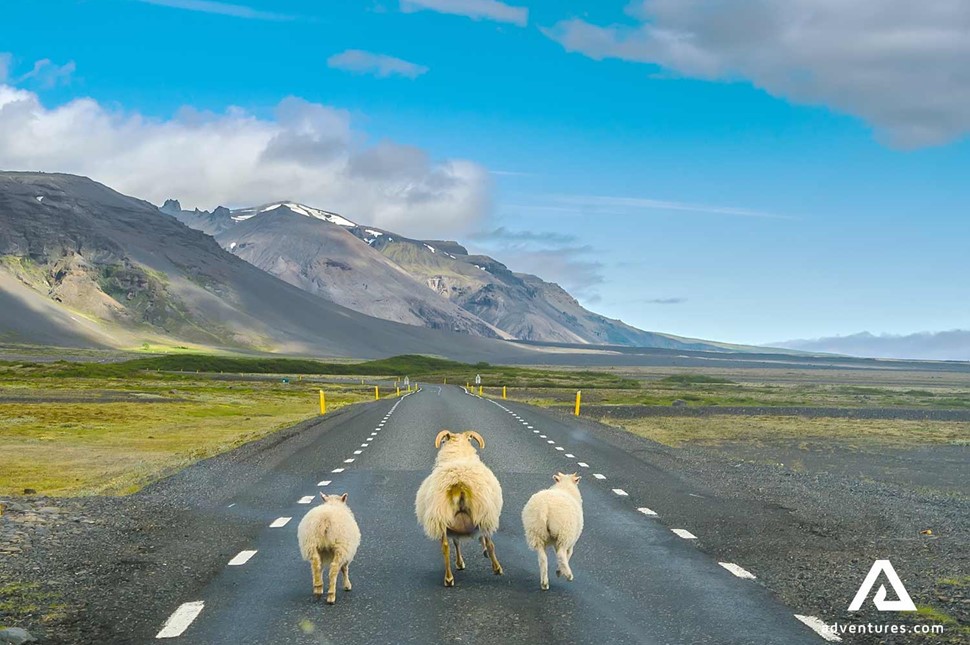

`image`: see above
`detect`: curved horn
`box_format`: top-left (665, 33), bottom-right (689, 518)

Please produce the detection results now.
top-left (465, 431), bottom-right (485, 450)
top-left (434, 430), bottom-right (451, 448)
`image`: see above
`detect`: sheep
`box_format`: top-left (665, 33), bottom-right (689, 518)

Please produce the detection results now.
top-left (521, 472), bottom-right (583, 590)
top-left (414, 430), bottom-right (504, 587)
top-left (297, 492), bottom-right (361, 604)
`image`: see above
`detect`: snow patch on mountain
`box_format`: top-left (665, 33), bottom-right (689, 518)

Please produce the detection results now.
top-left (231, 202), bottom-right (357, 227)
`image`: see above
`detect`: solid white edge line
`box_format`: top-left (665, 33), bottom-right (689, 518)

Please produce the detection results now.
top-left (637, 507), bottom-right (657, 516)
top-left (671, 529), bottom-right (697, 539)
top-left (269, 517), bottom-right (292, 528)
top-left (612, 488), bottom-right (628, 496)
top-left (719, 562), bottom-right (756, 579)
top-left (794, 615), bottom-right (842, 642)
top-left (298, 496), bottom-right (314, 504)
top-left (317, 480), bottom-right (331, 486)
top-left (227, 549), bottom-right (257, 566)
top-left (156, 601), bottom-right (205, 638)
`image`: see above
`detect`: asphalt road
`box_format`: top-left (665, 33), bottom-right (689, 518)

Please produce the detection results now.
top-left (153, 385), bottom-right (828, 644)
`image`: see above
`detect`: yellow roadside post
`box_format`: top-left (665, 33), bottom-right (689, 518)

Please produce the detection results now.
top-left (375, 386), bottom-right (380, 400)
top-left (444, 377), bottom-right (447, 384)
top-left (502, 386), bottom-right (507, 399)
top-left (574, 390), bottom-right (582, 416)
top-left (319, 390), bottom-right (326, 415)
top-left (397, 386), bottom-right (401, 397)
top-left (479, 385), bottom-right (483, 396)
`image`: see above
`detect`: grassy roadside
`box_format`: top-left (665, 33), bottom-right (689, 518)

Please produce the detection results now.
top-left (0, 375), bottom-right (371, 497)
top-left (603, 415), bottom-right (970, 448)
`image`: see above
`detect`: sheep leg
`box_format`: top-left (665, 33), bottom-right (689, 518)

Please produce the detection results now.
top-left (453, 538), bottom-right (465, 570)
top-left (310, 552), bottom-right (324, 597)
top-left (555, 546), bottom-right (574, 581)
top-left (483, 535), bottom-right (504, 575)
top-left (441, 536), bottom-right (455, 587)
top-left (479, 535), bottom-right (488, 558)
top-left (326, 560), bottom-right (340, 604)
top-left (341, 563), bottom-right (352, 591)
top-left (537, 548), bottom-right (549, 590)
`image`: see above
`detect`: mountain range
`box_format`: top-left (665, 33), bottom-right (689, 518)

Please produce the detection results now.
top-left (0, 171), bottom-right (738, 357)
top-left (162, 199), bottom-right (722, 349)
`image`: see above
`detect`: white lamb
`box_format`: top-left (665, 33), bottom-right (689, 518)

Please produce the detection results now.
top-left (415, 430), bottom-right (504, 587)
top-left (297, 493), bottom-right (361, 604)
top-left (521, 472), bottom-right (584, 590)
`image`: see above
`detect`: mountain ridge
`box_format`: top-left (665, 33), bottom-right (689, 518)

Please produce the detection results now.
top-left (164, 199), bottom-right (727, 351)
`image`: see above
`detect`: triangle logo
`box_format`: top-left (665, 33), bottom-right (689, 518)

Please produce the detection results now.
top-left (848, 560), bottom-right (916, 612)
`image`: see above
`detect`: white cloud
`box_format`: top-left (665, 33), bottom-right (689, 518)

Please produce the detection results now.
top-left (401, 0), bottom-right (528, 27)
top-left (513, 194), bottom-right (791, 219)
top-left (136, 0), bottom-right (294, 21)
top-left (544, 0), bottom-right (970, 147)
top-left (327, 50), bottom-right (429, 79)
top-left (0, 86), bottom-right (490, 237)
top-left (17, 59), bottom-right (76, 88)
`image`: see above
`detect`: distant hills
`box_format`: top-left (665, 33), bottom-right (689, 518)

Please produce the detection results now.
top-left (775, 330), bottom-right (970, 361)
top-left (163, 199), bottom-right (730, 350)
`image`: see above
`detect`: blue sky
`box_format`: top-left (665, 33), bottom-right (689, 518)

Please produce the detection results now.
top-left (1, 0), bottom-right (968, 346)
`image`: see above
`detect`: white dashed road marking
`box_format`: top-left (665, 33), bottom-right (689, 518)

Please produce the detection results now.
top-left (556, 447), bottom-right (564, 451)
top-left (156, 601), bottom-right (205, 639)
top-left (298, 496), bottom-right (314, 504)
top-left (332, 468), bottom-right (345, 473)
top-left (269, 517), bottom-right (291, 528)
top-left (526, 425), bottom-right (533, 429)
top-left (577, 462), bottom-right (589, 468)
top-left (612, 488), bottom-right (628, 496)
top-left (540, 435), bottom-right (547, 438)
top-left (344, 458), bottom-right (355, 463)
top-left (360, 443), bottom-right (368, 447)
top-left (794, 615), bottom-right (842, 642)
top-left (565, 453), bottom-right (575, 458)
top-left (637, 507), bottom-right (658, 516)
top-left (671, 529), bottom-right (697, 540)
top-left (353, 450), bottom-right (363, 455)
top-left (228, 550), bottom-right (257, 566)
top-left (719, 562), bottom-right (756, 579)
top-left (547, 440), bottom-right (555, 444)
top-left (593, 473), bottom-right (606, 480)
top-left (317, 480), bottom-right (331, 487)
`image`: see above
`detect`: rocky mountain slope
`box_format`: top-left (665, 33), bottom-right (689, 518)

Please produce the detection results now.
top-left (0, 172), bottom-right (526, 360)
top-left (164, 200), bottom-right (727, 350)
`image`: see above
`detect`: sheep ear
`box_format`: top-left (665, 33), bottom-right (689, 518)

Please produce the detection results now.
top-left (340, 493), bottom-right (348, 503)
top-left (572, 475), bottom-right (582, 484)
top-left (319, 493), bottom-right (327, 501)
top-left (553, 473), bottom-right (562, 482)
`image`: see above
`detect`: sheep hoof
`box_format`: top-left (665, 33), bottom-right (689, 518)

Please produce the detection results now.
top-left (540, 583), bottom-right (549, 590)
top-left (566, 574), bottom-right (574, 582)
top-left (456, 562), bottom-right (465, 570)
top-left (493, 566), bottom-right (504, 576)
top-left (444, 577), bottom-right (455, 587)
top-left (326, 595), bottom-right (336, 605)
top-left (313, 587), bottom-right (323, 596)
